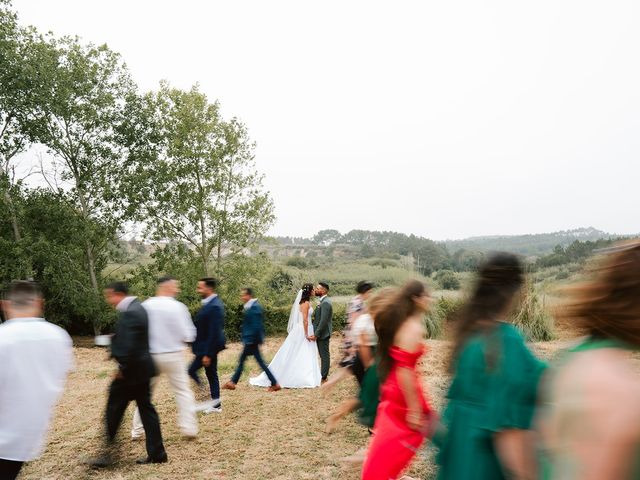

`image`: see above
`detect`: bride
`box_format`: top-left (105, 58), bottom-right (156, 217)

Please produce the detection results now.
top-left (250, 283), bottom-right (322, 388)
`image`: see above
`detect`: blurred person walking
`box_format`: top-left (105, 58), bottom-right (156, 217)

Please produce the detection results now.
top-left (188, 278), bottom-right (226, 414)
top-left (90, 282), bottom-right (167, 467)
top-left (131, 276), bottom-right (198, 440)
top-left (435, 253), bottom-right (545, 480)
top-left (539, 241), bottom-right (640, 480)
top-left (361, 280), bottom-right (435, 480)
top-left (0, 281), bottom-right (73, 480)
top-left (325, 282), bottom-right (378, 433)
top-left (322, 281), bottom-right (374, 397)
top-left (223, 288), bottom-right (281, 391)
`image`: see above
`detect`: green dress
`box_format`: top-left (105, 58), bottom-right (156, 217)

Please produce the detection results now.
top-left (435, 322), bottom-right (546, 480)
top-left (358, 355), bottom-right (380, 429)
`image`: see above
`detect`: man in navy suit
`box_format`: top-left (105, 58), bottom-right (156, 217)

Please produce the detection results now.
top-left (223, 288), bottom-right (281, 392)
top-left (188, 278), bottom-right (226, 414)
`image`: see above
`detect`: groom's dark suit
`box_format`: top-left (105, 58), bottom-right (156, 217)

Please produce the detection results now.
top-left (312, 296), bottom-right (333, 380)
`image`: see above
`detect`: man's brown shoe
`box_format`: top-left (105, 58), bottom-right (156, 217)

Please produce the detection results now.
top-left (222, 381), bottom-right (237, 390)
top-left (268, 384), bottom-right (282, 392)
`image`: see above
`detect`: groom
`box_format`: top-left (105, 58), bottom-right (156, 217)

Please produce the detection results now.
top-left (312, 282), bottom-right (333, 383)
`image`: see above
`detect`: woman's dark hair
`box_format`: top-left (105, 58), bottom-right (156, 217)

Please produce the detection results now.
top-left (449, 252), bottom-right (524, 373)
top-left (559, 241), bottom-right (640, 345)
top-left (374, 279), bottom-right (427, 382)
top-left (300, 283), bottom-right (314, 304)
top-left (356, 281), bottom-right (374, 295)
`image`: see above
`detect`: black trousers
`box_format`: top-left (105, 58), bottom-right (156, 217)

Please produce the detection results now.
top-left (231, 343), bottom-right (277, 385)
top-left (188, 355), bottom-right (220, 402)
top-left (106, 377), bottom-right (166, 460)
top-left (317, 337), bottom-right (331, 380)
top-left (0, 459), bottom-right (23, 480)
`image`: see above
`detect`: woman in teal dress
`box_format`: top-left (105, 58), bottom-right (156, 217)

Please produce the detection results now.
top-left (539, 241), bottom-right (640, 480)
top-left (435, 253), bottom-right (546, 480)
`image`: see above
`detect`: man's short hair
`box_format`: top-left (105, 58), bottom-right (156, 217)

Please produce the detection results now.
top-left (106, 281), bottom-right (129, 295)
top-left (319, 282), bottom-right (330, 291)
top-left (199, 277), bottom-right (217, 290)
top-left (5, 280), bottom-right (42, 308)
top-left (157, 275), bottom-right (176, 285)
top-left (242, 287), bottom-right (253, 297)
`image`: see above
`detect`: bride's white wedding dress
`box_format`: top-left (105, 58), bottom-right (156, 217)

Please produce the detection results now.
top-left (250, 291), bottom-right (321, 388)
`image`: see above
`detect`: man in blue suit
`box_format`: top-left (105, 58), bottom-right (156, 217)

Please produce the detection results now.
top-left (188, 278), bottom-right (226, 414)
top-left (223, 288), bottom-right (281, 392)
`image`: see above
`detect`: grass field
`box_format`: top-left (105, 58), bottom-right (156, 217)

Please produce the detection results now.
top-left (20, 335), bottom-right (572, 480)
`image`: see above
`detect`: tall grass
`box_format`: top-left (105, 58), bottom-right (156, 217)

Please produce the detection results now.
top-left (510, 282), bottom-right (555, 341)
top-left (425, 296), bottom-right (464, 339)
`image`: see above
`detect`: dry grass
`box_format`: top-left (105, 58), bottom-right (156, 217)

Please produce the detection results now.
top-left (21, 336), bottom-right (570, 480)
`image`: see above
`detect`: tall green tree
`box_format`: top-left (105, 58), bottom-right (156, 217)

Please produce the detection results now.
top-left (30, 36), bottom-right (135, 332)
top-left (123, 83), bottom-right (275, 276)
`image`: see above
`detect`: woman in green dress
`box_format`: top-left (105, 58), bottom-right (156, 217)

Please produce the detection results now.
top-left (435, 253), bottom-right (546, 480)
top-left (539, 241), bottom-right (640, 480)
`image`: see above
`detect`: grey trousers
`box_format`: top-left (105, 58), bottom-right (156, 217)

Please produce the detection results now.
top-left (317, 337), bottom-right (330, 380)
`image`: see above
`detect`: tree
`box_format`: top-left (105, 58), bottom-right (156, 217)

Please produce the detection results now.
top-left (123, 83), bottom-right (275, 276)
top-left (30, 36), bottom-right (135, 333)
top-left (312, 229), bottom-right (342, 246)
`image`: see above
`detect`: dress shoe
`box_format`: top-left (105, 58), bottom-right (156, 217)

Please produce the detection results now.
top-left (136, 454), bottom-right (168, 465)
top-left (222, 381), bottom-right (237, 390)
top-left (268, 384), bottom-right (282, 392)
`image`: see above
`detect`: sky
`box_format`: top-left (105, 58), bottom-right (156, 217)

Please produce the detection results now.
top-left (11, 0), bottom-right (640, 240)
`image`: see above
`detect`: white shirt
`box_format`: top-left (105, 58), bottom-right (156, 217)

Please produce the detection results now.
top-left (319, 295), bottom-right (327, 303)
top-left (244, 298), bottom-right (257, 310)
top-left (0, 317), bottom-right (74, 461)
top-left (142, 296), bottom-right (196, 354)
top-left (201, 293), bottom-right (218, 305)
top-left (352, 313), bottom-right (377, 347)
top-left (116, 296), bottom-right (137, 312)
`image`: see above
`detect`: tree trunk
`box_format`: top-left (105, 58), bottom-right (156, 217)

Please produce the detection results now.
top-left (77, 187), bottom-right (101, 336)
top-left (3, 189), bottom-right (21, 242)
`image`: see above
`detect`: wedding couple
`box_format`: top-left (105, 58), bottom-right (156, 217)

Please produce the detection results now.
top-left (250, 282), bottom-right (332, 388)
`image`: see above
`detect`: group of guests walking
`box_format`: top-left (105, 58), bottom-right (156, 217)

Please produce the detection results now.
top-left (346, 241), bottom-right (640, 480)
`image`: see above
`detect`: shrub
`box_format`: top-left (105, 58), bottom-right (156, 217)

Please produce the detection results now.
top-left (510, 283), bottom-right (555, 341)
top-left (424, 296), bottom-right (464, 339)
top-left (435, 270), bottom-right (461, 290)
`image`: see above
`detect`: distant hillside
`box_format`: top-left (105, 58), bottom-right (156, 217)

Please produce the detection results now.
top-left (443, 227), bottom-right (621, 256)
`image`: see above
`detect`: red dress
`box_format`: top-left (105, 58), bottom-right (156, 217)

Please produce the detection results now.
top-left (362, 345), bottom-right (432, 480)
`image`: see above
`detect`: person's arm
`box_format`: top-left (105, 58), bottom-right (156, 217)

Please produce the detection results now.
top-left (358, 333), bottom-right (374, 368)
top-left (300, 302), bottom-right (311, 339)
top-left (494, 430), bottom-right (537, 480)
top-left (202, 305), bottom-right (219, 365)
top-left (395, 320), bottom-right (426, 431)
top-left (180, 303), bottom-right (196, 344)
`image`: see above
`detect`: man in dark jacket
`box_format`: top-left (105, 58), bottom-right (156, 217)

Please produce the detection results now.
top-left (188, 278), bottom-right (226, 414)
top-left (312, 282), bottom-right (333, 382)
top-left (90, 282), bottom-right (167, 467)
top-left (223, 288), bottom-right (281, 392)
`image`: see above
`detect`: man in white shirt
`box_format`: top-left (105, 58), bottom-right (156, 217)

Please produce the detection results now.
top-left (131, 276), bottom-right (198, 440)
top-left (0, 281), bottom-right (73, 480)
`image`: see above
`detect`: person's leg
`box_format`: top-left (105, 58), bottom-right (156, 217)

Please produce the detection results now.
top-left (321, 367), bottom-right (351, 398)
top-left (131, 359), bottom-right (161, 439)
top-left (106, 378), bottom-right (131, 444)
top-left (325, 397), bottom-right (360, 433)
top-left (188, 355), bottom-right (203, 385)
top-left (318, 338), bottom-right (331, 380)
top-left (251, 344), bottom-right (278, 386)
top-left (133, 380), bottom-right (167, 461)
top-left (0, 458), bottom-right (24, 480)
top-left (230, 345), bottom-right (250, 384)
top-left (163, 352), bottom-right (198, 437)
top-left (204, 354), bottom-right (220, 406)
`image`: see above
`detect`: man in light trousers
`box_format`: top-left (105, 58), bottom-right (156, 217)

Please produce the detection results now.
top-left (131, 276), bottom-right (198, 440)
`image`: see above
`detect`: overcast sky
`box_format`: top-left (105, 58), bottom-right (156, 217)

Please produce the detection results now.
top-left (12, 0), bottom-right (640, 240)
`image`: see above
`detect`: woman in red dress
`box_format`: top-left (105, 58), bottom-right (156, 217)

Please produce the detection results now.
top-left (362, 280), bottom-right (434, 480)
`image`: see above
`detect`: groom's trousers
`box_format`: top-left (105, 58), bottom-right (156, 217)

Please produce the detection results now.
top-left (317, 337), bottom-right (331, 380)
top-left (231, 343), bottom-right (277, 385)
